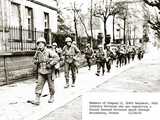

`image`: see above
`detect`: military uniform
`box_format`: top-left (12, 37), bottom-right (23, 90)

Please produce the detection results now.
top-left (52, 42), bottom-right (61, 78)
top-left (126, 47), bottom-right (131, 64)
top-left (33, 47), bottom-right (59, 101)
top-left (131, 48), bottom-right (136, 61)
top-left (31, 37), bottom-right (59, 105)
top-left (105, 48), bottom-right (113, 72)
top-left (84, 45), bottom-right (93, 70)
top-left (95, 46), bottom-right (106, 76)
top-left (63, 44), bottom-right (80, 87)
top-left (116, 47), bottom-right (122, 67)
top-left (137, 47), bottom-right (144, 60)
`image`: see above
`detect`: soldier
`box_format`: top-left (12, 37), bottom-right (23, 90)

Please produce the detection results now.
top-left (84, 43), bottom-right (93, 70)
top-left (122, 46), bottom-right (127, 65)
top-left (31, 37), bottom-right (59, 105)
top-left (95, 45), bottom-right (106, 76)
top-left (63, 37), bottom-right (80, 88)
top-left (131, 47), bottom-right (136, 61)
top-left (126, 46), bottom-right (132, 64)
top-left (52, 42), bottom-right (61, 78)
top-left (105, 45), bottom-right (114, 72)
top-left (116, 46), bottom-right (122, 67)
top-left (72, 41), bottom-right (79, 73)
top-left (137, 47), bottom-right (144, 60)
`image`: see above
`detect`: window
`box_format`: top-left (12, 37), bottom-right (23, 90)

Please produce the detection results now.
top-left (44, 12), bottom-right (49, 29)
top-left (11, 2), bottom-right (21, 27)
top-left (26, 7), bottom-right (33, 39)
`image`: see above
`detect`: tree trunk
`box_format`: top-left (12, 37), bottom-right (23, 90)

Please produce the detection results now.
top-left (77, 13), bottom-right (89, 38)
top-left (90, 0), bottom-right (93, 48)
top-left (74, 3), bottom-right (78, 45)
top-left (104, 18), bottom-right (107, 45)
top-left (123, 18), bottom-right (126, 44)
top-left (113, 14), bottom-right (115, 43)
top-left (133, 26), bottom-right (136, 45)
top-left (128, 25), bottom-right (131, 46)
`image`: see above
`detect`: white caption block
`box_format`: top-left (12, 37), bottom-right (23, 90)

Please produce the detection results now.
top-left (82, 92), bottom-right (160, 120)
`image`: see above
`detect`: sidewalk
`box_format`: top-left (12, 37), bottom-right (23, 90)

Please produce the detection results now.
top-left (0, 52), bottom-right (155, 120)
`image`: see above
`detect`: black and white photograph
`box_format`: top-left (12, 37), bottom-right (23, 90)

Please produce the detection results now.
top-left (0, 0), bottom-right (160, 120)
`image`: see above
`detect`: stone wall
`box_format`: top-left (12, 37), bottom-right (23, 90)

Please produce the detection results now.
top-left (0, 51), bottom-right (89, 86)
top-left (0, 51), bottom-right (35, 86)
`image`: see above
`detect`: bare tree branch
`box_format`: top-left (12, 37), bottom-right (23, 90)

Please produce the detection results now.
top-left (76, 12), bottom-right (89, 37)
top-left (143, 0), bottom-right (160, 9)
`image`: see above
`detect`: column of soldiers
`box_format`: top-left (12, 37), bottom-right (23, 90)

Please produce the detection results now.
top-left (92, 44), bottom-right (145, 76)
top-left (30, 37), bottom-right (80, 105)
top-left (115, 45), bottom-right (145, 68)
top-left (30, 36), bottom-right (145, 105)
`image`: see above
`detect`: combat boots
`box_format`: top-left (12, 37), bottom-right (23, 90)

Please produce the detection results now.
top-left (71, 79), bottom-right (75, 87)
top-left (96, 73), bottom-right (100, 76)
top-left (48, 95), bottom-right (54, 103)
top-left (31, 94), bottom-right (40, 105)
top-left (64, 83), bottom-right (69, 88)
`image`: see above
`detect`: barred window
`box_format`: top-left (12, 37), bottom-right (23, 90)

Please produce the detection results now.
top-left (44, 12), bottom-right (49, 29)
top-left (26, 7), bottom-right (33, 39)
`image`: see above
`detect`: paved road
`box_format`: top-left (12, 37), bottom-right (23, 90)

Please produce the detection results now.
top-left (0, 50), bottom-right (139, 120)
top-left (40, 50), bottom-right (160, 120)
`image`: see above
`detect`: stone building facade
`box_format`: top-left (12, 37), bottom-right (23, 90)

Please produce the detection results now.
top-left (0, 0), bottom-right (58, 51)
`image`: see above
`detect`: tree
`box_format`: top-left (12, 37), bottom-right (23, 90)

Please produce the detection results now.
top-left (109, 2), bottom-right (125, 43)
top-left (143, 0), bottom-right (160, 41)
top-left (93, 0), bottom-right (114, 44)
top-left (63, 2), bottom-right (81, 44)
top-left (76, 12), bottom-right (89, 38)
top-left (56, 0), bottom-right (72, 34)
top-left (93, 0), bottom-right (129, 44)
top-left (116, 2), bottom-right (128, 44)
top-left (90, 0), bottom-right (93, 47)
top-left (57, 14), bottom-right (72, 34)
top-left (143, 0), bottom-right (160, 9)
top-left (148, 14), bottom-right (160, 39)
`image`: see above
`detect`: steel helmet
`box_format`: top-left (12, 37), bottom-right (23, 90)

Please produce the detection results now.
top-left (72, 41), bottom-right (76, 44)
top-left (65, 37), bottom-right (72, 42)
top-left (98, 44), bottom-right (103, 48)
top-left (86, 43), bottom-right (90, 46)
top-left (52, 42), bottom-right (57, 46)
top-left (36, 37), bottom-right (46, 44)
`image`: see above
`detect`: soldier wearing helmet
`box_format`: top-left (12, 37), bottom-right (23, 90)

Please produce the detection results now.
top-left (72, 41), bottom-right (79, 73)
top-left (95, 44), bottom-right (106, 76)
top-left (105, 44), bottom-right (114, 72)
top-left (36, 37), bottom-right (46, 51)
top-left (31, 37), bottom-right (59, 105)
top-left (63, 37), bottom-right (80, 88)
top-left (52, 42), bottom-right (61, 78)
top-left (84, 43), bottom-right (93, 70)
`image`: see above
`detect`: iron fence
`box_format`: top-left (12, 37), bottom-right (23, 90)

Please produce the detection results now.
top-left (5, 26), bottom-right (44, 52)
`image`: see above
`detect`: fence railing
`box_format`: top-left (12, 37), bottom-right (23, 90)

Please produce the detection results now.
top-left (4, 26), bottom-right (44, 52)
